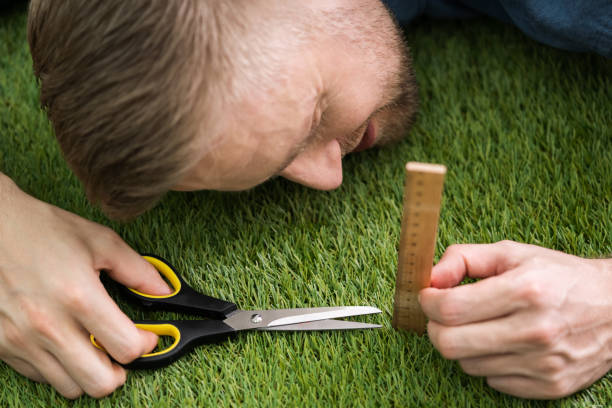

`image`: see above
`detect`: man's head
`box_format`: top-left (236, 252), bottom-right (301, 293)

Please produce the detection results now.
top-left (28, 0), bottom-right (418, 219)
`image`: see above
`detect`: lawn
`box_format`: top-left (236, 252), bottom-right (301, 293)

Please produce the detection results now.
top-left (1, 3), bottom-right (611, 407)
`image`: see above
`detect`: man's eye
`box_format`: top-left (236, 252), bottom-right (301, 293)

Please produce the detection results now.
top-left (310, 106), bottom-right (323, 134)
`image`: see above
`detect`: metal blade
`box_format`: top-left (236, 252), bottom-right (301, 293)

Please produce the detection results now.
top-left (224, 306), bottom-right (381, 331)
top-left (259, 319), bottom-right (382, 331)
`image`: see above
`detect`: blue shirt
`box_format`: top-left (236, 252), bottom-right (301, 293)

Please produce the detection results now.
top-left (383, 0), bottom-right (611, 58)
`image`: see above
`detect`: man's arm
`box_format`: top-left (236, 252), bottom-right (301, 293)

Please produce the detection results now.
top-left (0, 172), bottom-right (171, 398)
top-left (419, 240), bottom-right (612, 399)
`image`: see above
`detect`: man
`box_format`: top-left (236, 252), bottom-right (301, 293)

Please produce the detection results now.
top-left (0, 0), bottom-right (609, 400)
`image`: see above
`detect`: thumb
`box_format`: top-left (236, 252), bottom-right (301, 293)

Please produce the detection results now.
top-left (98, 244), bottom-right (173, 295)
top-left (95, 328), bottom-right (159, 357)
top-left (431, 240), bottom-right (529, 289)
top-left (138, 328), bottom-right (160, 355)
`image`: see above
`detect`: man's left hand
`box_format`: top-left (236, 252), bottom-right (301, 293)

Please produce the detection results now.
top-left (419, 240), bottom-right (612, 399)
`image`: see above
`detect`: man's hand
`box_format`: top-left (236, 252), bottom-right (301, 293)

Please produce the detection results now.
top-left (0, 175), bottom-right (172, 398)
top-left (419, 240), bottom-right (612, 399)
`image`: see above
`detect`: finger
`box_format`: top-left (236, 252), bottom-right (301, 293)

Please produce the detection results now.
top-left (44, 323), bottom-right (127, 398)
top-left (431, 241), bottom-right (532, 288)
top-left (487, 376), bottom-right (573, 399)
top-left (31, 350), bottom-right (84, 399)
top-left (427, 312), bottom-right (539, 360)
top-left (0, 329), bottom-right (83, 397)
top-left (458, 353), bottom-right (536, 378)
top-left (94, 232), bottom-right (172, 295)
top-left (3, 356), bottom-right (46, 383)
top-left (75, 279), bottom-right (159, 365)
top-left (138, 328), bottom-right (160, 354)
top-left (96, 328), bottom-right (159, 358)
top-left (420, 272), bottom-right (523, 325)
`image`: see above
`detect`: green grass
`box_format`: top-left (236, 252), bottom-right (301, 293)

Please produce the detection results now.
top-left (1, 4), bottom-right (611, 407)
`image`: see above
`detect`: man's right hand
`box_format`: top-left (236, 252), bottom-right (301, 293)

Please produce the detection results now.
top-left (0, 174), bottom-right (172, 398)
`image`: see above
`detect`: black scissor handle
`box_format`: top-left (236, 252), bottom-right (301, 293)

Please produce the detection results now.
top-left (125, 254), bottom-right (237, 320)
top-left (91, 320), bottom-right (237, 370)
top-left (124, 320), bottom-right (236, 370)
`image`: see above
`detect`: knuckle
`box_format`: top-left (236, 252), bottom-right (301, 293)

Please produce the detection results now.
top-left (1, 320), bottom-right (25, 349)
top-left (76, 362), bottom-right (125, 398)
top-left (62, 285), bottom-right (91, 313)
top-left (445, 244), bottom-right (464, 256)
top-left (524, 319), bottom-right (562, 347)
top-left (517, 279), bottom-right (562, 310)
top-left (82, 367), bottom-right (125, 398)
top-left (517, 281), bottom-right (544, 306)
top-left (100, 227), bottom-right (123, 248)
top-left (496, 240), bottom-right (519, 249)
top-left (29, 313), bottom-right (57, 340)
top-left (539, 355), bottom-right (566, 376)
top-left (525, 255), bottom-right (548, 271)
top-left (113, 340), bottom-right (143, 364)
top-left (88, 377), bottom-right (119, 398)
top-left (19, 298), bottom-right (60, 342)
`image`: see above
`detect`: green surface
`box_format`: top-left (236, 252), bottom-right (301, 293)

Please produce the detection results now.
top-left (1, 4), bottom-right (611, 407)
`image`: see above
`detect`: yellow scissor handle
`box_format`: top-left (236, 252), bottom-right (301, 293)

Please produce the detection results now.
top-left (129, 255), bottom-right (182, 299)
top-left (90, 323), bottom-right (181, 358)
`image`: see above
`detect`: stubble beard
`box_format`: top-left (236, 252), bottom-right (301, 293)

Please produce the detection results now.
top-left (372, 28), bottom-right (419, 147)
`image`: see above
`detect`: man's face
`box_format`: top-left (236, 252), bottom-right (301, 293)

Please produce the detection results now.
top-left (175, 0), bottom-right (417, 192)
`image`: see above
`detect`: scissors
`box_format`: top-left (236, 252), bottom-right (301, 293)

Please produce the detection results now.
top-left (92, 254), bottom-right (382, 369)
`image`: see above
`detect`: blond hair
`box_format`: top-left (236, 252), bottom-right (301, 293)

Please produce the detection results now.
top-left (28, 1), bottom-right (418, 219)
top-left (28, 0), bottom-right (242, 219)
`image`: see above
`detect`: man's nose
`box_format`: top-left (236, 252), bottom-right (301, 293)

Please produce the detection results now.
top-left (279, 139), bottom-right (343, 190)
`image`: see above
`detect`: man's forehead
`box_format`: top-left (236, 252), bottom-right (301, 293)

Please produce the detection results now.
top-left (235, 65), bottom-right (322, 137)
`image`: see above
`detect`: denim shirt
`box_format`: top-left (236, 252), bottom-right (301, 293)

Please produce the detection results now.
top-left (383, 0), bottom-right (611, 58)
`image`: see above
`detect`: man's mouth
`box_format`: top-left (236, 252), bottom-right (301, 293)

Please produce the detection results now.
top-left (353, 120), bottom-right (376, 152)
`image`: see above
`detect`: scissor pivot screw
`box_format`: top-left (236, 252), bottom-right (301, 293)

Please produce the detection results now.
top-left (250, 314), bottom-right (263, 324)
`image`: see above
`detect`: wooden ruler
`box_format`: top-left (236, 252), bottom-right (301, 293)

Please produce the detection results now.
top-left (392, 162), bottom-right (446, 334)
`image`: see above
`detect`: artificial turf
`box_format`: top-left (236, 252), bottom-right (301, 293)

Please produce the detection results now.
top-left (1, 4), bottom-right (611, 407)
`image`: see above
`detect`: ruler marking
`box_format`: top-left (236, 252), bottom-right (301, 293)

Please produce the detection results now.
top-left (392, 162), bottom-right (446, 334)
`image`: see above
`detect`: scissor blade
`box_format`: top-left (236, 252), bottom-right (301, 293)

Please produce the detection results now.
top-left (224, 306), bottom-right (381, 331)
top-left (267, 306), bottom-right (381, 327)
top-left (259, 319), bottom-right (382, 331)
